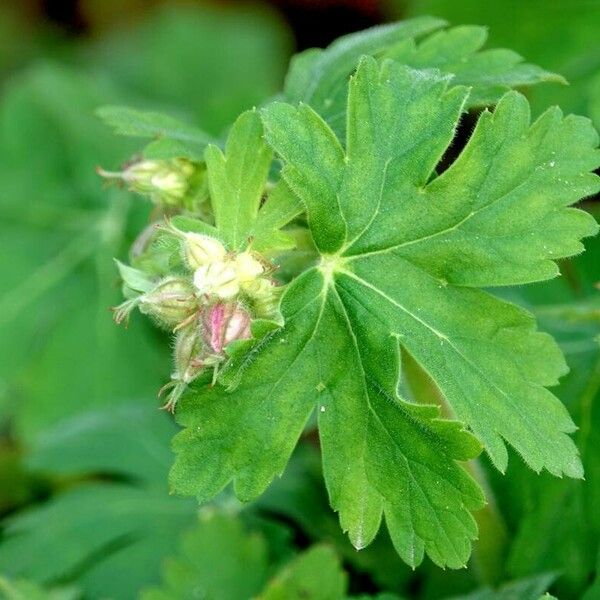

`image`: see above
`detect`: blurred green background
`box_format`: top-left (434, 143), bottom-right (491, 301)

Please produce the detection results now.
top-left (0, 1), bottom-right (599, 599)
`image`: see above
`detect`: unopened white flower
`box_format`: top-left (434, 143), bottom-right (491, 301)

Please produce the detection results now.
top-left (234, 252), bottom-right (264, 283)
top-left (183, 233), bottom-right (227, 270)
top-left (193, 261), bottom-right (239, 299)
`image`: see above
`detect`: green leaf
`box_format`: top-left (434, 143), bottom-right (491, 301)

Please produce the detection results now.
top-left (97, 105), bottom-right (213, 160)
top-left (385, 25), bottom-right (564, 107)
top-left (205, 110), bottom-right (273, 250)
top-left (0, 576), bottom-right (79, 600)
top-left (26, 403), bottom-right (178, 485)
top-left (284, 19), bottom-right (562, 137)
top-left (249, 179), bottom-right (303, 254)
top-left (263, 56), bottom-right (599, 475)
top-left (141, 512), bottom-right (270, 600)
top-left (447, 572), bottom-right (556, 600)
top-left (201, 109), bottom-right (301, 254)
top-left (141, 512), bottom-right (348, 600)
top-left (171, 55), bottom-right (599, 568)
top-left (0, 64), bottom-right (167, 438)
top-left (0, 483), bottom-right (195, 600)
top-left (284, 16), bottom-right (445, 120)
top-left (259, 546), bottom-right (346, 600)
top-left (0, 404), bottom-right (196, 600)
top-left (405, 0), bottom-right (600, 129)
top-left (171, 266), bottom-right (484, 568)
top-left (114, 259), bottom-right (156, 294)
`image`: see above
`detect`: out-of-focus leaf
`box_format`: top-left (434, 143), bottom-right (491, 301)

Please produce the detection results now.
top-left (0, 446), bottom-right (38, 514)
top-left (0, 576), bottom-right (79, 600)
top-left (0, 483), bottom-right (195, 600)
top-left (446, 572), bottom-right (556, 599)
top-left (141, 512), bottom-right (270, 600)
top-left (0, 64), bottom-right (168, 438)
top-left (96, 106), bottom-right (213, 160)
top-left (259, 545), bottom-right (347, 600)
top-left (89, 4), bottom-right (292, 137)
top-left (0, 403), bottom-right (196, 600)
top-left (583, 551), bottom-right (600, 599)
top-left (26, 403), bottom-right (177, 484)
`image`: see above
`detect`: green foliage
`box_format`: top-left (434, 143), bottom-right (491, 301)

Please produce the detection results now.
top-left (284, 18), bottom-right (561, 137)
top-left (141, 511), bottom-right (380, 600)
top-left (0, 405), bottom-right (197, 599)
top-left (89, 4), bottom-right (291, 137)
top-left (1, 3), bottom-right (599, 599)
top-left (404, 0), bottom-right (600, 128)
top-left (0, 64), bottom-right (167, 439)
top-left (447, 572), bottom-right (556, 599)
top-left (171, 52), bottom-right (599, 570)
top-left (0, 576), bottom-right (79, 600)
top-left (97, 105), bottom-right (214, 160)
top-left (259, 546), bottom-right (347, 600)
top-left (489, 233), bottom-right (600, 596)
top-left (142, 512), bottom-right (271, 600)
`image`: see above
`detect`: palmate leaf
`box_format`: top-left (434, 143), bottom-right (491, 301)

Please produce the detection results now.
top-left (170, 57), bottom-right (599, 568)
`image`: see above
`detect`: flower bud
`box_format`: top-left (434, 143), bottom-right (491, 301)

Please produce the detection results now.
top-left (112, 297), bottom-right (141, 326)
top-left (173, 322), bottom-right (206, 384)
top-left (182, 233), bottom-right (227, 270)
top-left (234, 252), bottom-right (264, 283)
top-left (193, 262), bottom-right (239, 299)
top-left (98, 158), bottom-right (198, 206)
top-left (159, 322), bottom-right (206, 412)
top-left (138, 276), bottom-right (197, 329)
top-left (202, 303), bottom-right (251, 354)
top-left (243, 277), bottom-right (280, 319)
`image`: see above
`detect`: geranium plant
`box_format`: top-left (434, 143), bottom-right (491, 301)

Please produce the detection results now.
top-left (99, 17), bottom-right (599, 575)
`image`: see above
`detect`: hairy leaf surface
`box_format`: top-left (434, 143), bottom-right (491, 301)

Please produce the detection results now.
top-left (284, 19), bottom-right (562, 137)
top-left (171, 55), bottom-right (599, 567)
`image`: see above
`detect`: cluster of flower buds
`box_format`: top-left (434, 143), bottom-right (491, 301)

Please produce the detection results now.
top-left (113, 222), bottom-right (281, 412)
top-left (171, 226), bottom-right (280, 318)
top-left (159, 301), bottom-right (252, 412)
top-left (98, 158), bottom-right (203, 208)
